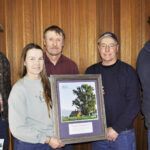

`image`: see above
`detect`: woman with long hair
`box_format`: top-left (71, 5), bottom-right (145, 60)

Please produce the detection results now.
top-left (8, 43), bottom-right (64, 150)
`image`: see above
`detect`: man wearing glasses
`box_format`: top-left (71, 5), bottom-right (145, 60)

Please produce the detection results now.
top-left (85, 32), bottom-right (140, 150)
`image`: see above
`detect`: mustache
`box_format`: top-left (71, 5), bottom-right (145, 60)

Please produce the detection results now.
top-left (51, 46), bottom-right (59, 49)
top-left (47, 50), bottom-right (62, 56)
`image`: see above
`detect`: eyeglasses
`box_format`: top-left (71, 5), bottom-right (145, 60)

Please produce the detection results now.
top-left (98, 43), bottom-right (117, 49)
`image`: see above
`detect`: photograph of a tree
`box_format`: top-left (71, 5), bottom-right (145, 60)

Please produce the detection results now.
top-left (72, 84), bottom-right (96, 116)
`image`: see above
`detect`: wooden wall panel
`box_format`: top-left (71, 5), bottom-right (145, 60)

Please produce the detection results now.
top-left (78, 0), bottom-right (88, 72)
top-left (120, 0), bottom-right (144, 66)
top-left (97, 0), bottom-right (120, 60)
top-left (144, 0), bottom-right (150, 41)
top-left (69, 0), bottom-right (80, 68)
top-left (49, 0), bottom-right (61, 25)
top-left (33, 0), bottom-right (43, 46)
top-left (0, 0), bottom-right (150, 149)
top-left (4, 0), bottom-right (13, 59)
top-left (98, 0), bottom-right (116, 32)
top-left (61, 0), bottom-right (71, 59)
top-left (120, 0), bottom-right (132, 64)
top-left (130, 0), bottom-right (143, 66)
top-left (22, 0), bottom-right (34, 45)
top-left (78, 0), bottom-right (98, 73)
top-left (87, 0), bottom-right (97, 69)
top-left (42, 0), bottom-right (51, 29)
top-left (11, 0), bottom-right (24, 81)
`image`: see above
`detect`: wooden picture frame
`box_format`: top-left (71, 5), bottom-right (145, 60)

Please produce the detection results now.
top-left (50, 74), bottom-right (107, 144)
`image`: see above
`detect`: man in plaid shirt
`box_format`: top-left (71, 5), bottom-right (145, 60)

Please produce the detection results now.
top-left (0, 24), bottom-right (11, 150)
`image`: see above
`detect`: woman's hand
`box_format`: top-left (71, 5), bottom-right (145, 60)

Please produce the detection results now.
top-left (46, 137), bottom-right (65, 149)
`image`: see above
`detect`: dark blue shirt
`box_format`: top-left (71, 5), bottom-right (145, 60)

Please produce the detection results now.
top-left (85, 60), bottom-right (140, 133)
top-left (137, 41), bottom-right (150, 128)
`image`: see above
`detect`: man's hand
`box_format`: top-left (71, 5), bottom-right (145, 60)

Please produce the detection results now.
top-left (107, 127), bottom-right (119, 141)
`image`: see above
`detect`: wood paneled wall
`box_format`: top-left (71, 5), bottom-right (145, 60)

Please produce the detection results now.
top-left (0, 0), bottom-right (150, 149)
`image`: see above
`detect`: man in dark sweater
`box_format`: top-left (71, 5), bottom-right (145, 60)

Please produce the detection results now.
top-left (85, 32), bottom-right (140, 150)
top-left (136, 39), bottom-right (150, 148)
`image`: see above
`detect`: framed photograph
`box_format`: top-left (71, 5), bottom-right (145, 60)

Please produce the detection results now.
top-left (50, 74), bottom-right (107, 144)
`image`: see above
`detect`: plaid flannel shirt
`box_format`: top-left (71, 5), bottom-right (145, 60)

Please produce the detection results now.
top-left (0, 51), bottom-right (11, 119)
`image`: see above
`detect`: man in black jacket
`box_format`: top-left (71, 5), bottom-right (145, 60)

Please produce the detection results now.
top-left (85, 32), bottom-right (140, 150)
top-left (136, 17), bottom-right (150, 149)
top-left (0, 24), bottom-right (11, 150)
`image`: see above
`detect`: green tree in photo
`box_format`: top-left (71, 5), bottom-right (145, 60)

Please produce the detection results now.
top-left (72, 84), bottom-right (96, 116)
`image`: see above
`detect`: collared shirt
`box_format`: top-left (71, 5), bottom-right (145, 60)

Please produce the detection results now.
top-left (44, 54), bottom-right (79, 76)
top-left (0, 52), bottom-right (11, 119)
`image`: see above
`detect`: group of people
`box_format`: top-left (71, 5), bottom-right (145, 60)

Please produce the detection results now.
top-left (0, 24), bottom-right (150, 150)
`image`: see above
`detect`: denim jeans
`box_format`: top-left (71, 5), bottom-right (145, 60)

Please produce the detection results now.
top-left (92, 129), bottom-right (136, 150)
top-left (0, 119), bottom-right (9, 150)
top-left (14, 138), bottom-right (53, 150)
top-left (14, 138), bottom-right (73, 150)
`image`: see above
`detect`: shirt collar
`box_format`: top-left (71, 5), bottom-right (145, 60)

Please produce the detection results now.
top-left (44, 53), bottom-right (65, 65)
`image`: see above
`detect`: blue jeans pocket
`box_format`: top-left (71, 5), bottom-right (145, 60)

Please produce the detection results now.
top-left (92, 129), bottom-right (136, 150)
